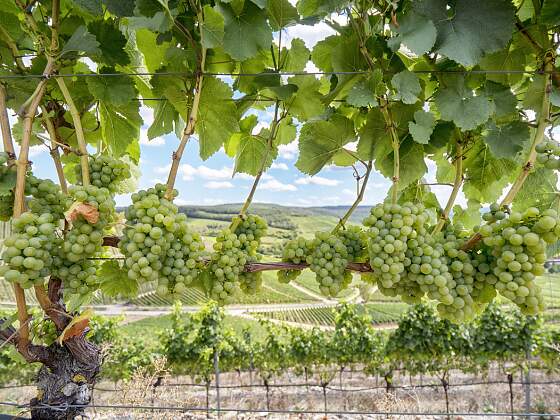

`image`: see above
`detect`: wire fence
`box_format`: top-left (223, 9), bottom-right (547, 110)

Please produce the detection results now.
top-left (2, 368), bottom-right (560, 418)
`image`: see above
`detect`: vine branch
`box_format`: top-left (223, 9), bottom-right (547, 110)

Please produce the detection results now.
top-left (55, 78), bottom-right (90, 186)
top-left (433, 140), bottom-right (464, 235)
top-left (0, 84), bottom-right (15, 159)
top-left (380, 98), bottom-right (400, 204)
top-left (41, 105), bottom-right (68, 193)
top-left (333, 160), bottom-right (373, 232)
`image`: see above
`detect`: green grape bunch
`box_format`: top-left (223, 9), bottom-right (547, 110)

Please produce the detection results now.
top-left (307, 232), bottom-right (351, 297)
top-left (55, 185), bottom-right (116, 296)
top-left (362, 202), bottom-right (429, 296)
top-left (479, 206), bottom-right (559, 315)
top-left (206, 229), bottom-right (246, 303)
top-left (120, 184), bottom-right (205, 298)
top-left (0, 212), bottom-right (59, 289)
top-left (75, 154), bottom-right (132, 192)
top-left (535, 139), bottom-right (560, 170)
top-left (336, 225), bottom-right (367, 262)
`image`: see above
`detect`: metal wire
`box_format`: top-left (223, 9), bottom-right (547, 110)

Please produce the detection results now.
top-left (0, 69), bottom-right (558, 80)
top-left (0, 401), bottom-right (559, 417)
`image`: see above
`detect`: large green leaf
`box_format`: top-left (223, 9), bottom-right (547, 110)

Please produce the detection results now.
top-left (409, 110), bottom-right (436, 145)
top-left (541, 0), bottom-right (560, 26)
top-left (267, 0), bottom-right (299, 30)
top-left (88, 20), bottom-right (129, 66)
top-left (234, 134), bottom-right (274, 175)
top-left (219, 3), bottom-right (273, 61)
top-left (378, 139), bottom-right (428, 189)
top-left (415, 0), bottom-right (515, 66)
top-left (434, 76), bottom-right (492, 131)
top-left (513, 167), bottom-right (559, 212)
top-left (86, 71), bottom-right (137, 105)
top-left (388, 13), bottom-right (436, 56)
top-left (391, 70), bottom-right (421, 104)
top-left (485, 81), bottom-right (518, 119)
top-left (201, 5), bottom-right (225, 49)
top-left (148, 100), bottom-right (179, 139)
top-left (357, 108), bottom-right (391, 161)
top-left (197, 77), bottom-right (239, 160)
top-left (281, 38), bottom-right (310, 72)
top-left (136, 29), bottom-right (171, 73)
top-left (462, 141), bottom-right (517, 202)
top-left (296, 115), bottom-right (355, 175)
top-left (61, 26), bottom-right (101, 56)
top-left (452, 199), bottom-right (482, 230)
top-left (479, 47), bottom-right (526, 86)
top-left (99, 101), bottom-right (142, 158)
top-left (102, 0), bottom-right (135, 16)
top-left (287, 75), bottom-right (325, 120)
top-left (483, 121), bottom-right (530, 159)
top-left (311, 35), bottom-right (339, 72)
top-left (99, 261), bottom-right (138, 298)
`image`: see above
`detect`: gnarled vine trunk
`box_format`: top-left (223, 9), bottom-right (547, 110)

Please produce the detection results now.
top-left (30, 336), bottom-right (101, 419)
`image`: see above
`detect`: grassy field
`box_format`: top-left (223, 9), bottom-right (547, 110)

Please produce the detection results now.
top-left (121, 313), bottom-right (268, 346)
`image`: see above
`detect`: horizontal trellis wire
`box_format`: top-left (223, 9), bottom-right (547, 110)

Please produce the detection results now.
top-left (0, 69), bottom-right (559, 80)
top-left (0, 401), bottom-right (559, 417)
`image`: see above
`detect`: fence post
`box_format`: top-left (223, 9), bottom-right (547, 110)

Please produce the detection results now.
top-left (214, 348), bottom-right (221, 419)
top-left (524, 351), bottom-right (532, 419)
top-left (507, 373), bottom-right (514, 420)
top-left (440, 372), bottom-right (450, 420)
top-left (322, 383), bottom-right (328, 419)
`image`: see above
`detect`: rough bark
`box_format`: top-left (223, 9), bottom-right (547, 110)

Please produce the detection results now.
top-left (30, 336), bottom-right (101, 420)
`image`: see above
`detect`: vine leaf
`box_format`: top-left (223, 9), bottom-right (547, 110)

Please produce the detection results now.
top-left (197, 77), bottom-right (240, 160)
top-left (388, 13), bottom-right (436, 56)
top-left (483, 121), bottom-right (530, 159)
top-left (99, 102), bottom-right (142, 157)
top-left (485, 82), bottom-right (518, 119)
top-left (61, 26), bottom-right (101, 56)
top-left (409, 110), bottom-right (436, 144)
top-left (391, 70), bottom-right (421, 104)
top-left (541, 0), bottom-right (560, 25)
top-left (347, 71), bottom-right (382, 108)
top-left (267, 0), bottom-right (299, 30)
top-left (378, 139), bottom-right (427, 189)
top-left (415, 0), bottom-right (515, 67)
top-left (296, 115), bottom-right (355, 175)
top-left (281, 38), bottom-right (310, 72)
top-left (287, 76), bottom-right (325, 120)
top-left (87, 19), bottom-right (130, 66)
top-left (58, 309), bottom-right (94, 345)
top-left (102, 0), bottom-right (135, 17)
top-left (479, 47), bottom-right (526, 86)
top-left (200, 5), bottom-right (224, 49)
top-left (0, 171), bottom-right (15, 196)
top-left (452, 199), bottom-right (482, 230)
top-left (513, 167), bottom-right (559, 212)
top-left (86, 70), bottom-right (136, 106)
top-left (434, 76), bottom-right (492, 131)
top-left (234, 133), bottom-right (273, 176)
top-left (65, 202), bottom-right (99, 225)
top-left (218, 3), bottom-right (273, 61)
top-left (99, 261), bottom-right (139, 298)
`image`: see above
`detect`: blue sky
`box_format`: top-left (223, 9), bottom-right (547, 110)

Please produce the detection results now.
top-left (12, 14), bottom-right (463, 209)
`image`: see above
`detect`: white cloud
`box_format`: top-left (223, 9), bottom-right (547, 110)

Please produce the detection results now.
top-left (271, 162), bottom-right (289, 170)
top-left (139, 106), bottom-right (154, 127)
top-left (181, 164), bottom-right (233, 181)
top-left (284, 22), bottom-right (337, 48)
top-left (260, 179), bottom-right (297, 192)
top-left (140, 128), bottom-right (165, 146)
top-left (295, 176), bottom-right (341, 186)
top-left (342, 188), bottom-right (355, 196)
top-left (204, 181), bottom-right (234, 189)
top-left (155, 164), bottom-right (171, 175)
top-left (278, 141), bottom-right (298, 160)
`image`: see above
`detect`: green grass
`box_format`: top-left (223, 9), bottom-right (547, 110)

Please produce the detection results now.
top-left (294, 271), bottom-right (357, 300)
top-left (121, 314), bottom-right (268, 344)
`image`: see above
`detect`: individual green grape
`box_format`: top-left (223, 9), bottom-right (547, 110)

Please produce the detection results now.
top-left (307, 231), bottom-right (351, 298)
top-left (75, 154), bottom-right (132, 192)
top-left (277, 237), bottom-right (314, 283)
top-left (0, 212), bottom-right (59, 289)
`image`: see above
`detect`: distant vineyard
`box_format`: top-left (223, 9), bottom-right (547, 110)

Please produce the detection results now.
top-left (251, 303), bottom-right (407, 327)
